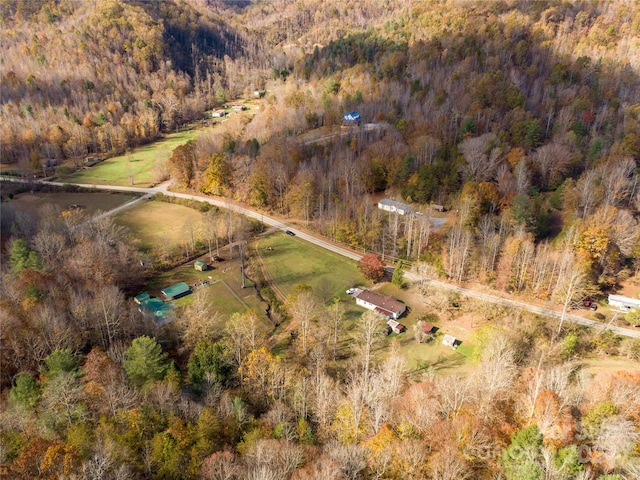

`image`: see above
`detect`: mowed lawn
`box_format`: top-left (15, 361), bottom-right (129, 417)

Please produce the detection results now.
top-left (114, 199), bottom-right (204, 251)
top-left (254, 231), bottom-right (366, 303)
top-left (64, 129), bottom-right (199, 187)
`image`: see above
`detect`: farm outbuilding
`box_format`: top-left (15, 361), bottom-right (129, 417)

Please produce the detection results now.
top-left (442, 334), bottom-right (458, 349)
top-left (421, 322), bottom-right (436, 334)
top-left (161, 282), bottom-right (192, 300)
top-left (387, 319), bottom-right (407, 334)
top-left (138, 297), bottom-right (175, 325)
top-left (134, 292), bottom-right (150, 305)
top-left (194, 260), bottom-right (210, 271)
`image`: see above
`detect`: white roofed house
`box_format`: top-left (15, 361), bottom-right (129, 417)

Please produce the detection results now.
top-left (354, 289), bottom-right (406, 319)
top-left (377, 198), bottom-right (414, 216)
top-left (608, 294), bottom-right (640, 311)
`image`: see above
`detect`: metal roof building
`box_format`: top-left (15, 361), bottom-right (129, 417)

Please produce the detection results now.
top-left (161, 282), bottom-right (192, 300)
top-left (608, 294), bottom-right (640, 311)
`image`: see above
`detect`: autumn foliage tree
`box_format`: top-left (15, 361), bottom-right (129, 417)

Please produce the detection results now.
top-left (358, 253), bottom-right (385, 282)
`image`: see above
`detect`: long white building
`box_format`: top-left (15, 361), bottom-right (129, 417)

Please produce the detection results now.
top-left (608, 294), bottom-right (640, 311)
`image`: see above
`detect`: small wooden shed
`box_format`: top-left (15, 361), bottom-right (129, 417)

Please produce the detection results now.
top-left (194, 260), bottom-right (209, 272)
top-left (421, 322), bottom-right (436, 335)
top-left (442, 334), bottom-right (458, 349)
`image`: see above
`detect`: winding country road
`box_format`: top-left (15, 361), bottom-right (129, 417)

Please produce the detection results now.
top-left (3, 176), bottom-right (640, 339)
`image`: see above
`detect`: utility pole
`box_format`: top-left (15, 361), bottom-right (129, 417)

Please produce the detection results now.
top-left (240, 242), bottom-right (246, 288)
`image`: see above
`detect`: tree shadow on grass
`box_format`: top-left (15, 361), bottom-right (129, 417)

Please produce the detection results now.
top-left (413, 353), bottom-right (466, 374)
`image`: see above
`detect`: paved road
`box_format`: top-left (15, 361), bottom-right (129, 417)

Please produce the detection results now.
top-left (403, 271), bottom-right (640, 340)
top-left (3, 176), bottom-right (640, 339)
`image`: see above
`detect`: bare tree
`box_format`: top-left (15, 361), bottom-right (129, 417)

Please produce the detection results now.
top-left (399, 382), bottom-right (438, 435)
top-left (311, 373), bottom-right (338, 433)
top-left (412, 262), bottom-right (440, 296)
top-left (352, 311), bottom-right (386, 387)
top-left (428, 445), bottom-right (471, 480)
top-left (202, 451), bottom-right (240, 480)
top-left (531, 142), bottom-right (572, 189)
top-left (599, 157), bottom-right (635, 208)
top-left (326, 441), bottom-right (368, 480)
top-left (514, 159), bottom-right (531, 195)
top-left (436, 374), bottom-right (472, 419)
top-left (367, 343), bottom-right (406, 432)
top-left (81, 439), bottom-right (128, 480)
top-left (474, 336), bottom-right (516, 419)
top-left (445, 198), bottom-right (473, 282)
top-left (412, 135), bottom-right (441, 167)
top-left (40, 371), bottom-right (88, 429)
top-left (287, 290), bottom-right (320, 356)
top-left (224, 311), bottom-right (267, 367)
top-left (610, 208), bottom-right (639, 257)
top-left (327, 299), bottom-right (345, 360)
top-left (458, 133), bottom-right (502, 182)
top-left (593, 415), bottom-right (640, 470)
top-left (577, 169), bottom-right (604, 220)
top-left (477, 214), bottom-right (502, 276)
top-left (92, 284), bottom-right (126, 349)
top-left (178, 288), bottom-right (222, 350)
top-left (553, 255), bottom-right (587, 336)
top-left (244, 439), bottom-right (304, 480)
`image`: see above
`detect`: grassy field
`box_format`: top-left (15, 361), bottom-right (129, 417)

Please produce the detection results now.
top-left (4, 190), bottom-right (137, 216)
top-left (62, 129), bottom-right (199, 187)
top-left (254, 231), bottom-right (366, 303)
top-left (114, 199), bottom-right (205, 252)
top-left (117, 199), bottom-right (271, 328)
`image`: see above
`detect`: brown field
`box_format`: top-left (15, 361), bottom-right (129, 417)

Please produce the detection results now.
top-left (579, 357), bottom-right (640, 374)
top-left (114, 200), bottom-right (205, 250)
top-left (4, 190), bottom-right (137, 216)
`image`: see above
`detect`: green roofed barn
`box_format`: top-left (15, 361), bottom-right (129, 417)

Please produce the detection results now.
top-left (134, 292), bottom-right (150, 304)
top-left (138, 297), bottom-right (175, 325)
top-left (161, 282), bottom-right (191, 300)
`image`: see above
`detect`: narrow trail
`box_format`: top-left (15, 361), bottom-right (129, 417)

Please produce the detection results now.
top-left (253, 240), bottom-right (287, 304)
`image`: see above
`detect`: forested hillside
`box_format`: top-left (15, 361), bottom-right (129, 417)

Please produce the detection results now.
top-left (0, 0), bottom-right (242, 165)
top-left (2, 1), bottom-right (640, 479)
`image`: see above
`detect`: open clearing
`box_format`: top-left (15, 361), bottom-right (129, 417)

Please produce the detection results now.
top-left (255, 231), bottom-right (366, 303)
top-left (3, 190), bottom-right (136, 216)
top-left (114, 199), bottom-right (206, 251)
top-left (144, 249), bottom-right (270, 327)
top-left (579, 357), bottom-right (640, 374)
top-left (62, 129), bottom-right (199, 187)
top-left (117, 200), bottom-right (270, 327)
